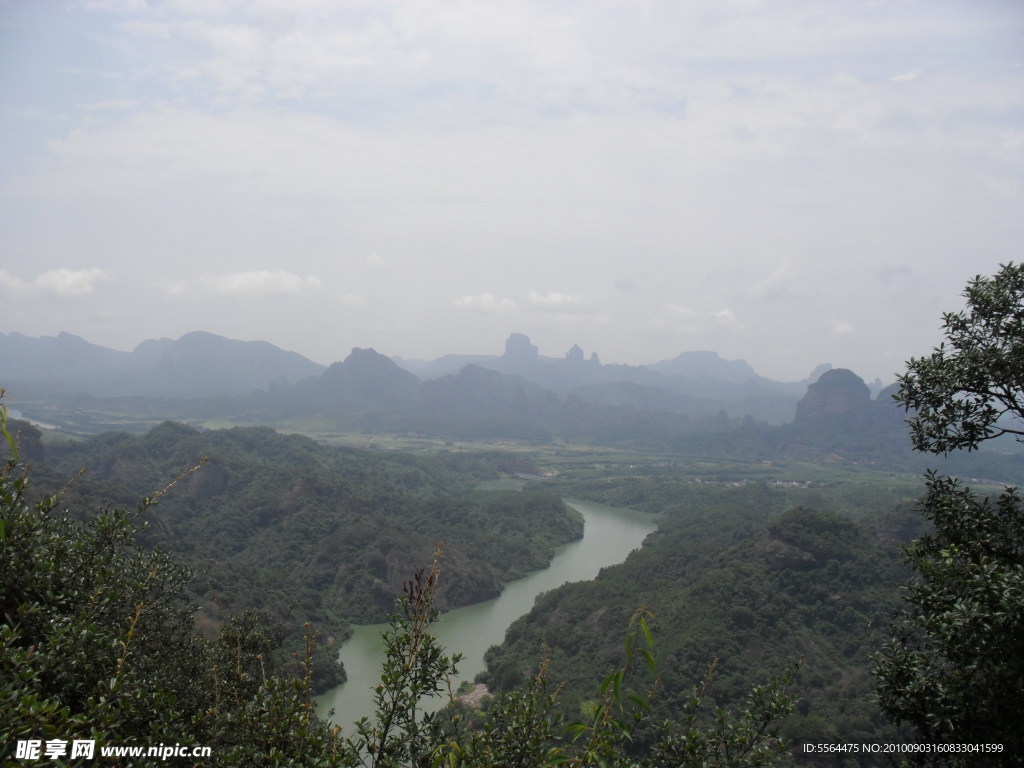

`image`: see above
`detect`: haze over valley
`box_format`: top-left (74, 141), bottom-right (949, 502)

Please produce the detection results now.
top-left (0, 327), bottom-right (859, 429)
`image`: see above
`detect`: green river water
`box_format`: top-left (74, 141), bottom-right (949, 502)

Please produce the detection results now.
top-left (315, 496), bottom-right (657, 728)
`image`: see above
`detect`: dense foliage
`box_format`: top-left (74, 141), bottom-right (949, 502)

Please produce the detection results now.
top-left (12, 420), bottom-right (582, 693)
top-left (344, 558), bottom-right (799, 768)
top-left (480, 477), bottom-right (916, 758)
top-left (873, 474), bottom-right (1024, 759)
top-left (873, 263), bottom-right (1024, 765)
top-left (2, 402), bottom-right (799, 767)
top-left (896, 262), bottom-right (1024, 455)
top-left (1, 406), bottom-right (346, 766)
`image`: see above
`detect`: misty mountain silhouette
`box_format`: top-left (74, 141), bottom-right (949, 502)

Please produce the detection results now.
top-left (2, 330), bottom-right (827, 410)
top-left (0, 330), bottom-right (325, 398)
top-left (2, 329), bottom-right (884, 435)
top-left (7, 328), bottom-right (1022, 481)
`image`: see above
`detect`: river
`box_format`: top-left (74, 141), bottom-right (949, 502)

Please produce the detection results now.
top-left (4, 407), bottom-right (59, 431)
top-left (315, 496), bottom-right (657, 728)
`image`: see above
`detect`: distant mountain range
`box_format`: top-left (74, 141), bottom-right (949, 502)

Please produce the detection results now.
top-left (1, 329), bottom-right (850, 423)
top-left (0, 330), bottom-right (324, 398)
top-left (4, 329), bottom-right (1022, 482)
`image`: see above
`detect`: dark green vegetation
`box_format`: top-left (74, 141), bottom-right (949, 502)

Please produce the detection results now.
top-left (896, 263), bottom-right (1024, 455)
top-left (2, 411), bottom-right (345, 766)
top-left (8, 418), bottom-right (582, 692)
top-left (341, 556), bottom-right (799, 768)
top-left (872, 263), bottom-right (1024, 764)
top-left (480, 473), bottom-right (919, 757)
top-left (2, 407), bottom-right (799, 766)
top-left (873, 474), bottom-right (1023, 761)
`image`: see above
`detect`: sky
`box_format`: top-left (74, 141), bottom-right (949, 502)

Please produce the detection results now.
top-left (1, 0), bottom-right (1022, 384)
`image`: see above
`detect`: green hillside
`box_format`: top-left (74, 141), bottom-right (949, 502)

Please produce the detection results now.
top-left (480, 476), bottom-right (924, 755)
top-left (17, 419), bottom-right (583, 692)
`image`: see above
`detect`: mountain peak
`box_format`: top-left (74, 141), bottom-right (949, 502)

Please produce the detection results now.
top-left (504, 333), bottom-right (539, 360)
top-left (648, 350), bottom-right (758, 382)
top-left (343, 347), bottom-right (402, 370)
top-left (794, 368), bottom-right (871, 425)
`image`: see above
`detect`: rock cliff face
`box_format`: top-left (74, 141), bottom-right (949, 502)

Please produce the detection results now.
top-left (503, 333), bottom-right (539, 361)
top-left (784, 368), bottom-right (911, 463)
top-left (794, 368), bottom-right (872, 426)
top-left (873, 382), bottom-right (907, 428)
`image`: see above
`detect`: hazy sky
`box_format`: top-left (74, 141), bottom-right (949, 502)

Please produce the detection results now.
top-left (1, 0), bottom-right (1021, 383)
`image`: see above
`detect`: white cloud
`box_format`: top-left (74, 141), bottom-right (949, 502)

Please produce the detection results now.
top-left (0, 271), bottom-right (27, 293)
top-left (38, 267), bottom-right (108, 296)
top-left (340, 293), bottom-right (366, 306)
top-left (528, 290), bottom-right (582, 310)
top-left (366, 253), bottom-right (388, 269)
top-left (198, 270), bottom-right (322, 297)
top-left (453, 293), bottom-right (518, 315)
top-left (711, 308), bottom-right (741, 328)
top-left (0, 268), bottom-right (108, 297)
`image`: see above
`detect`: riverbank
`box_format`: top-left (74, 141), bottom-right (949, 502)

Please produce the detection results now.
top-left (316, 498), bottom-right (657, 728)
top-left (457, 684), bottom-right (492, 708)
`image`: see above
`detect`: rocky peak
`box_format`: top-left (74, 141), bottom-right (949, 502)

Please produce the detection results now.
top-left (343, 347), bottom-right (397, 370)
top-left (794, 368), bottom-right (871, 425)
top-left (805, 363), bottom-right (833, 384)
top-left (504, 333), bottom-right (539, 360)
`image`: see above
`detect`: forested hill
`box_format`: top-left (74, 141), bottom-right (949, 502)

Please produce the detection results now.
top-left (481, 476), bottom-right (923, 754)
top-left (15, 419), bottom-right (583, 691)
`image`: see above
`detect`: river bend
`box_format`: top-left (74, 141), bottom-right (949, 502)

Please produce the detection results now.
top-left (316, 497), bottom-right (657, 727)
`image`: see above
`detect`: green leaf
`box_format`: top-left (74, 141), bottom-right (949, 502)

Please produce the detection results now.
top-left (565, 721), bottom-right (588, 741)
top-left (640, 615), bottom-right (653, 649)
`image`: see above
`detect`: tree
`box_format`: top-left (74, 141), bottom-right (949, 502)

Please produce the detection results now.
top-left (2, 392), bottom-right (798, 767)
top-left (0, 395), bottom-right (344, 767)
top-left (896, 262), bottom-right (1024, 454)
top-left (339, 557), bottom-right (800, 768)
top-left (874, 264), bottom-right (1024, 765)
top-left (873, 474), bottom-right (1023, 761)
